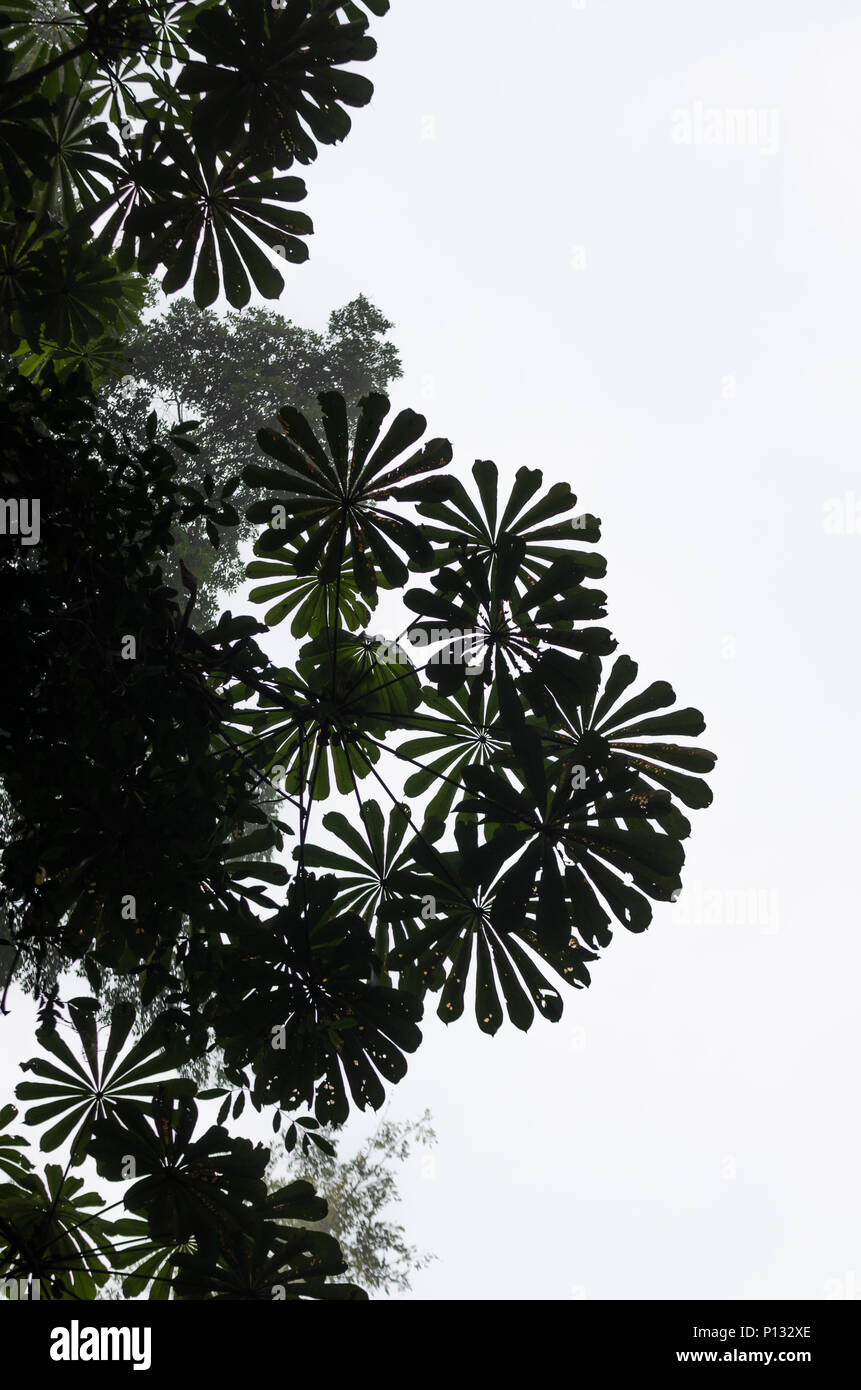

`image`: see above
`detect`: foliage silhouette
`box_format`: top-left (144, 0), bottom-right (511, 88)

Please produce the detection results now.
top-left (0, 0), bottom-right (715, 1300)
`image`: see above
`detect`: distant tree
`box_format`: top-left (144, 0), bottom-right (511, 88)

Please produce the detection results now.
top-left (272, 1111), bottom-right (437, 1295)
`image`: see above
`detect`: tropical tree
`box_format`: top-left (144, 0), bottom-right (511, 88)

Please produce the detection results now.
top-left (0, 0), bottom-right (716, 1300)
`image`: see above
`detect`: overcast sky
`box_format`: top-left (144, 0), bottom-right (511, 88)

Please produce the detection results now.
top-left (5, 0), bottom-right (861, 1301)
top-left (288, 0), bottom-right (861, 1301)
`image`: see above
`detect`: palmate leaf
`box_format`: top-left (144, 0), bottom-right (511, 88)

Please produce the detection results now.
top-left (16, 998), bottom-right (194, 1164)
top-left (294, 626), bottom-right (422, 724)
top-left (179, 0), bottom-right (377, 168)
top-left (108, 1215), bottom-right (191, 1300)
top-left (83, 120), bottom-right (179, 271)
top-left (245, 390), bottom-right (454, 595)
top-left (0, 1), bottom-right (87, 79)
top-left (384, 821), bottom-right (597, 1034)
top-left (395, 682), bottom-right (505, 829)
top-left (458, 725), bottom-right (688, 954)
top-left (90, 1091), bottom-right (271, 1260)
top-left (0, 0), bottom-right (170, 80)
top-left (12, 291), bottom-right (144, 385)
top-left (14, 329), bottom-right (131, 384)
top-left (0, 1162), bottom-right (113, 1300)
top-left (140, 1), bottom-right (198, 70)
top-left (238, 626), bottom-right (421, 801)
top-left (29, 82), bottom-right (121, 223)
top-left (169, 1179), bottom-right (364, 1300)
top-left (210, 874), bottom-right (423, 1125)
top-left (81, 51), bottom-right (153, 128)
top-left (129, 132), bottom-right (312, 308)
top-left (297, 800), bottom-right (416, 972)
top-left (416, 458), bottom-right (607, 594)
top-left (14, 236), bottom-right (141, 350)
top-left (246, 538), bottom-right (373, 635)
top-left (403, 549), bottom-right (615, 698)
top-left (171, 1214), bottom-right (366, 1300)
top-left (531, 653), bottom-right (717, 814)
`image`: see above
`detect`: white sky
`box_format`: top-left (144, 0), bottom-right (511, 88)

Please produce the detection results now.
top-left (271, 0), bottom-right (861, 1301)
top-left (4, 0), bottom-right (861, 1301)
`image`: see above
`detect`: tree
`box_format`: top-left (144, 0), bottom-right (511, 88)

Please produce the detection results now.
top-left (0, 0), bottom-right (717, 1301)
top-left (272, 1111), bottom-right (436, 1295)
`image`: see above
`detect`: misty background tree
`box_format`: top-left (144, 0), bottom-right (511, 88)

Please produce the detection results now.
top-left (272, 1110), bottom-right (436, 1295)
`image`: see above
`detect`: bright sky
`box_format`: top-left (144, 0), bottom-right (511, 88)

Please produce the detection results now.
top-left (3, 0), bottom-right (860, 1302)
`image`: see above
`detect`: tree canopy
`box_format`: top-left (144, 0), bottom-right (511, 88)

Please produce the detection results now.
top-left (0, 0), bottom-right (716, 1301)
